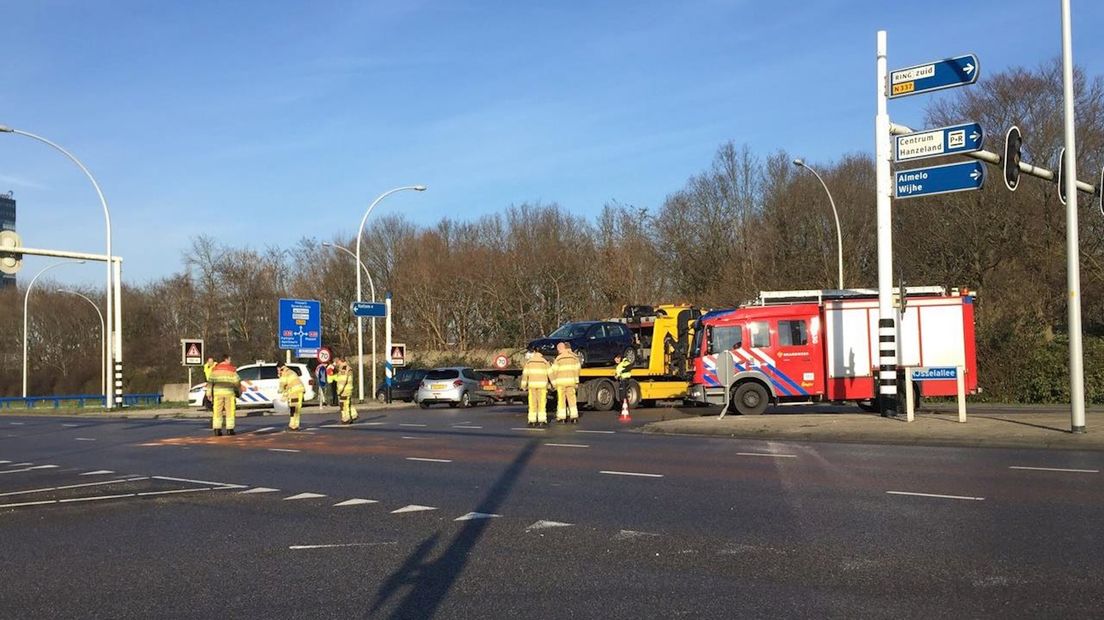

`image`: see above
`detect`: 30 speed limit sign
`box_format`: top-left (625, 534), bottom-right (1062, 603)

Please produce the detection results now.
top-left (317, 347), bottom-right (333, 364)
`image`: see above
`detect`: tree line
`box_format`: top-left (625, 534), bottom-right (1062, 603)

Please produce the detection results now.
top-left (2, 60), bottom-right (1104, 402)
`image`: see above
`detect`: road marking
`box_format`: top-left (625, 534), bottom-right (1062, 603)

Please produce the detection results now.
top-left (284, 492), bottom-right (327, 501)
top-left (525, 520), bottom-right (574, 531)
top-left (58, 493), bottom-right (137, 504)
top-left (406, 457), bottom-right (452, 463)
top-left (511, 427), bottom-right (545, 432)
top-left (576, 430), bottom-right (615, 434)
top-left (401, 436), bottom-right (418, 440)
top-left (152, 475), bottom-right (244, 488)
top-left (452, 425), bottom-right (483, 429)
top-left (137, 488), bottom-right (217, 497)
top-left (599, 470), bottom-right (663, 478)
top-left (391, 504), bottom-right (437, 514)
top-left (62, 424), bottom-right (80, 427)
top-left (240, 487), bottom-right (280, 494)
top-left (362, 422), bottom-right (386, 426)
top-left (613, 529), bottom-right (661, 541)
top-left (80, 470), bottom-right (115, 476)
top-left (138, 443), bottom-right (164, 447)
top-left (0, 477), bottom-right (148, 497)
top-left (75, 438), bottom-right (96, 442)
top-left (736, 452), bottom-right (797, 459)
top-left (7, 462), bottom-right (34, 467)
top-left (268, 448), bottom-right (301, 453)
top-left (9, 422), bottom-right (24, 425)
top-left (454, 512), bottom-right (500, 521)
top-left (289, 542), bottom-right (397, 550)
top-left (0, 460), bottom-right (9, 464)
top-left (1009, 466), bottom-right (1099, 474)
top-left (334, 499), bottom-right (378, 507)
top-left (399, 423), bottom-right (427, 428)
top-left (544, 443), bottom-right (589, 448)
top-left (0, 465), bottom-right (59, 475)
top-left (0, 499), bottom-right (61, 509)
top-left (885, 491), bottom-right (985, 501)
top-left (253, 427), bottom-right (276, 434)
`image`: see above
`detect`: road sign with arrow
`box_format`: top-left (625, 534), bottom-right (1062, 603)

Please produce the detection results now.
top-left (895, 122), bottom-right (984, 162)
top-left (889, 54), bottom-right (979, 98)
top-left (895, 160), bottom-right (985, 199)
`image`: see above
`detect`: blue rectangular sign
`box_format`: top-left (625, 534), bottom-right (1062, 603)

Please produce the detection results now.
top-left (895, 123), bottom-right (984, 162)
top-left (351, 301), bottom-right (387, 318)
top-left (895, 161), bottom-right (984, 200)
top-left (889, 54), bottom-right (978, 98)
top-left (278, 298), bottom-right (321, 350)
top-left (912, 367), bottom-right (958, 381)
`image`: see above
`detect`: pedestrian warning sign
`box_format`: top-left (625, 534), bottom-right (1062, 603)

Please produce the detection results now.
top-left (390, 343), bottom-right (406, 367)
top-left (181, 339), bottom-right (204, 366)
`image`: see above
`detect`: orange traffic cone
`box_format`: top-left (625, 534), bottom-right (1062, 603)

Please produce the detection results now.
top-left (619, 398), bottom-right (630, 423)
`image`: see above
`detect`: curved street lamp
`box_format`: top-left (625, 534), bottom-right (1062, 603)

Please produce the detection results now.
top-left (57, 289), bottom-right (106, 397)
top-left (354, 185), bottom-right (426, 402)
top-left (1, 124), bottom-right (117, 408)
top-left (322, 241), bottom-right (378, 399)
top-left (793, 159), bottom-right (844, 290)
top-left (23, 260), bottom-right (86, 397)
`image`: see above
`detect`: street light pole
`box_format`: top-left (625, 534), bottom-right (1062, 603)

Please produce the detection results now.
top-left (793, 159), bottom-right (845, 289)
top-left (322, 242), bottom-right (378, 400)
top-left (354, 185), bottom-right (426, 402)
top-left (0, 125), bottom-right (117, 409)
top-left (56, 289), bottom-right (106, 397)
top-left (22, 260), bottom-right (86, 397)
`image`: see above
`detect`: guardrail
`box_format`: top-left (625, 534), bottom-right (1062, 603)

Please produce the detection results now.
top-left (0, 393), bottom-right (163, 410)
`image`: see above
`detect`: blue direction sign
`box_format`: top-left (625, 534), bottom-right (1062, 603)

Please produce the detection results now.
top-left (895, 161), bottom-right (984, 200)
top-left (895, 123), bottom-right (984, 162)
top-left (889, 54), bottom-right (978, 98)
top-left (278, 298), bottom-right (321, 351)
top-left (912, 367), bottom-right (958, 381)
top-left (351, 301), bottom-right (387, 318)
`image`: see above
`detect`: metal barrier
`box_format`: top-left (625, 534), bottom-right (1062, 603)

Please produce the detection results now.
top-left (904, 366), bottom-right (966, 423)
top-left (0, 393), bottom-right (162, 410)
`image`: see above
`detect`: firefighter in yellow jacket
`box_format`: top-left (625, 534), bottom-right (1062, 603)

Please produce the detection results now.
top-left (332, 363), bottom-right (358, 424)
top-left (551, 341), bottom-right (581, 424)
top-left (277, 362), bottom-right (305, 431)
top-left (206, 354), bottom-right (242, 436)
top-left (520, 350), bottom-right (553, 427)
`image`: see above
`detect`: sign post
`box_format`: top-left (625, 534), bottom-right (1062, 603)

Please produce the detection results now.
top-left (905, 366), bottom-right (966, 423)
top-left (384, 293), bottom-right (393, 404)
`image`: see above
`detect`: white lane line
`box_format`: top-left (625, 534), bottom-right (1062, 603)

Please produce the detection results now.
top-left (736, 452), bottom-right (797, 459)
top-left (885, 491), bottom-right (985, 501)
top-left (525, 520), bottom-right (574, 531)
top-left (1009, 466), bottom-right (1099, 474)
top-left (253, 427), bottom-right (276, 434)
top-left (334, 499), bottom-right (378, 507)
top-left (58, 493), bottom-right (137, 504)
top-left (0, 465), bottom-right (59, 475)
top-left (137, 488), bottom-right (220, 497)
top-left (401, 436), bottom-right (417, 440)
top-left (0, 460), bottom-right (10, 464)
top-left (361, 422), bottom-right (386, 426)
top-left (391, 504), bottom-right (436, 514)
top-left (511, 427), bottom-right (545, 432)
top-left (576, 430), bottom-right (615, 434)
top-left (240, 487), bottom-right (280, 494)
top-left (9, 422), bottom-right (24, 425)
top-left (80, 470), bottom-right (115, 476)
top-left (289, 542), bottom-right (397, 550)
top-left (268, 448), bottom-right (301, 453)
top-left (454, 512), bottom-right (500, 521)
top-left (406, 457), bottom-right (452, 463)
top-left (452, 425), bottom-right (483, 429)
top-left (62, 424), bottom-right (80, 427)
top-left (0, 499), bottom-right (59, 509)
top-left (284, 492), bottom-right (327, 501)
top-left (0, 477), bottom-right (148, 497)
top-left (544, 443), bottom-right (589, 449)
top-left (399, 423), bottom-right (427, 428)
top-left (152, 475), bottom-right (244, 488)
top-left (75, 438), bottom-right (96, 442)
top-left (7, 462), bottom-right (34, 467)
top-left (599, 470), bottom-right (663, 478)
top-left (613, 529), bottom-right (661, 541)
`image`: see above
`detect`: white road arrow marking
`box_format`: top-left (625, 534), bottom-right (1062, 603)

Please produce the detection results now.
top-left (334, 499), bottom-right (378, 507)
top-left (240, 487), bottom-right (280, 494)
top-left (284, 492), bottom-right (327, 501)
top-left (391, 504), bottom-right (437, 514)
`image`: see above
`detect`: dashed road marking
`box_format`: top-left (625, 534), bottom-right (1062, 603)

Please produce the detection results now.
top-left (1009, 466), bottom-right (1099, 474)
top-left (399, 423), bottom-right (427, 428)
top-left (544, 443), bottom-right (589, 448)
top-left (75, 438), bottom-right (96, 442)
top-left (511, 427), bottom-right (546, 432)
top-left (8, 422), bottom-right (24, 426)
top-left (136, 488), bottom-right (218, 497)
top-left (401, 436), bottom-right (418, 440)
top-left (525, 520), bottom-right (573, 531)
top-left (0, 461), bottom-right (9, 464)
top-left (62, 424), bottom-right (80, 427)
top-left (576, 430), bottom-right (615, 434)
top-left (406, 457), bottom-right (452, 463)
top-left (736, 452), bottom-right (797, 459)
top-left (284, 492), bottom-right (327, 501)
top-left (600, 470), bottom-right (663, 478)
top-left (391, 505), bottom-right (437, 514)
top-left (885, 491), bottom-right (985, 501)
top-left (289, 542), bottom-right (397, 550)
top-left (454, 512), bottom-right (500, 521)
top-left (613, 529), bottom-right (660, 541)
top-left (0, 477), bottom-right (148, 497)
top-left (240, 487), bottom-right (280, 494)
top-left (152, 475), bottom-right (245, 488)
top-left (334, 499), bottom-right (378, 507)
top-left (253, 427), bottom-right (276, 434)
top-left (80, 470), bottom-right (115, 476)
top-left (0, 465), bottom-right (59, 475)
top-left (268, 448), bottom-right (301, 453)
top-left (452, 425), bottom-right (483, 429)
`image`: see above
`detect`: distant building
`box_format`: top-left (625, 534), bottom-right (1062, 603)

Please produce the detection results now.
top-left (0, 192), bottom-right (14, 288)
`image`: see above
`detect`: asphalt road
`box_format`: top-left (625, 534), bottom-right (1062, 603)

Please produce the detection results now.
top-left (1, 403), bottom-right (1101, 619)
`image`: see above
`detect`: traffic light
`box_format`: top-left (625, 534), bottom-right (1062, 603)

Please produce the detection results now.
top-left (0, 230), bottom-right (22, 275)
top-left (1003, 126), bottom-right (1022, 191)
top-left (1057, 148), bottom-right (1067, 206)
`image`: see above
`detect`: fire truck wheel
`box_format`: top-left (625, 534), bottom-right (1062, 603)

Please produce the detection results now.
top-left (732, 382), bottom-right (769, 415)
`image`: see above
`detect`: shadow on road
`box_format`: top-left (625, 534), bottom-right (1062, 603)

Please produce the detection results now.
top-left (370, 438), bottom-right (539, 618)
top-left (973, 414), bottom-right (1071, 434)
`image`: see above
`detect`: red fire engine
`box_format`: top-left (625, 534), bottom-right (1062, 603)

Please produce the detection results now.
top-left (686, 287), bottom-right (978, 414)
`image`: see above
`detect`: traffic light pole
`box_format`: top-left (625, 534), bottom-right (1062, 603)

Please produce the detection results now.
top-left (1061, 0), bottom-right (1086, 433)
top-left (875, 31), bottom-right (898, 417)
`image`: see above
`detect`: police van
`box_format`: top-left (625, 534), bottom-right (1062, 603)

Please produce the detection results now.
top-left (188, 361), bottom-right (316, 408)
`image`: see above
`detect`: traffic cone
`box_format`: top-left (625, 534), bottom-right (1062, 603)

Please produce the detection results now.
top-left (619, 398), bottom-right (630, 423)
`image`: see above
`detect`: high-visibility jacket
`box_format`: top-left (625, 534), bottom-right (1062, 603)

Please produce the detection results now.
top-left (203, 360), bottom-right (216, 381)
top-left (208, 362), bottom-right (241, 397)
top-left (521, 355), bottom-right (552, 390)
top-left (279, 372), bottom-right (305, 399)
top-left (332, 371), bottom-right (353, 398)
top-left (614, 358), bottom-right (633, 380)
top-left (551, 351), bottom-right (581, 388)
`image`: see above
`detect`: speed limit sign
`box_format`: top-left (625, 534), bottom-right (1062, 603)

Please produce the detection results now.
top-left (493, 354), bottom-right (510, 369)
top-left (317, 347), bottom-right (333, 364)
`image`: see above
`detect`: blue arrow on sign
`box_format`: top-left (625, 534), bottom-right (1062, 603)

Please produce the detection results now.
top-left (895, 160), bottom-right (984, 199)
top-left (351, 301), bottom-right (387, 318)
top-left (889, 54), bottom-right (978, 98)
top-left (895, 123), bottom-right (984, 163)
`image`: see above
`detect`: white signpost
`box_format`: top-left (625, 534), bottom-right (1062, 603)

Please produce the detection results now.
top-left (905, 366), bottom-right (966, 424)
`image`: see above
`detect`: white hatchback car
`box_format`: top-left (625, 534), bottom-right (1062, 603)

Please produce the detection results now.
top-left (188, 362), bottom-right (316, 408)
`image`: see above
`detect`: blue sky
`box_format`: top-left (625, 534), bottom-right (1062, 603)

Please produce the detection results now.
top-left (2, 0), bottom-right (1102, 286)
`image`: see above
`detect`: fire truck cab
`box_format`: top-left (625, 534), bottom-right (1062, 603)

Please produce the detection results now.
top-left (686, 287), bottom-right (978, 414)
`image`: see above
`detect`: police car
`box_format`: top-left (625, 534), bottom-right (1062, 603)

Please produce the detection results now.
top-left (188, 361), bottom-right (316, 408)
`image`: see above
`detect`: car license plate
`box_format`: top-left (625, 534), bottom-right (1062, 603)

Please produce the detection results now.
top-left (431, 383), bottom-right (447, 390)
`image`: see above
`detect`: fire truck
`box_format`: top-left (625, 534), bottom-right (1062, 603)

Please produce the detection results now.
top-left (686, 287), bottom-right (978, 414)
